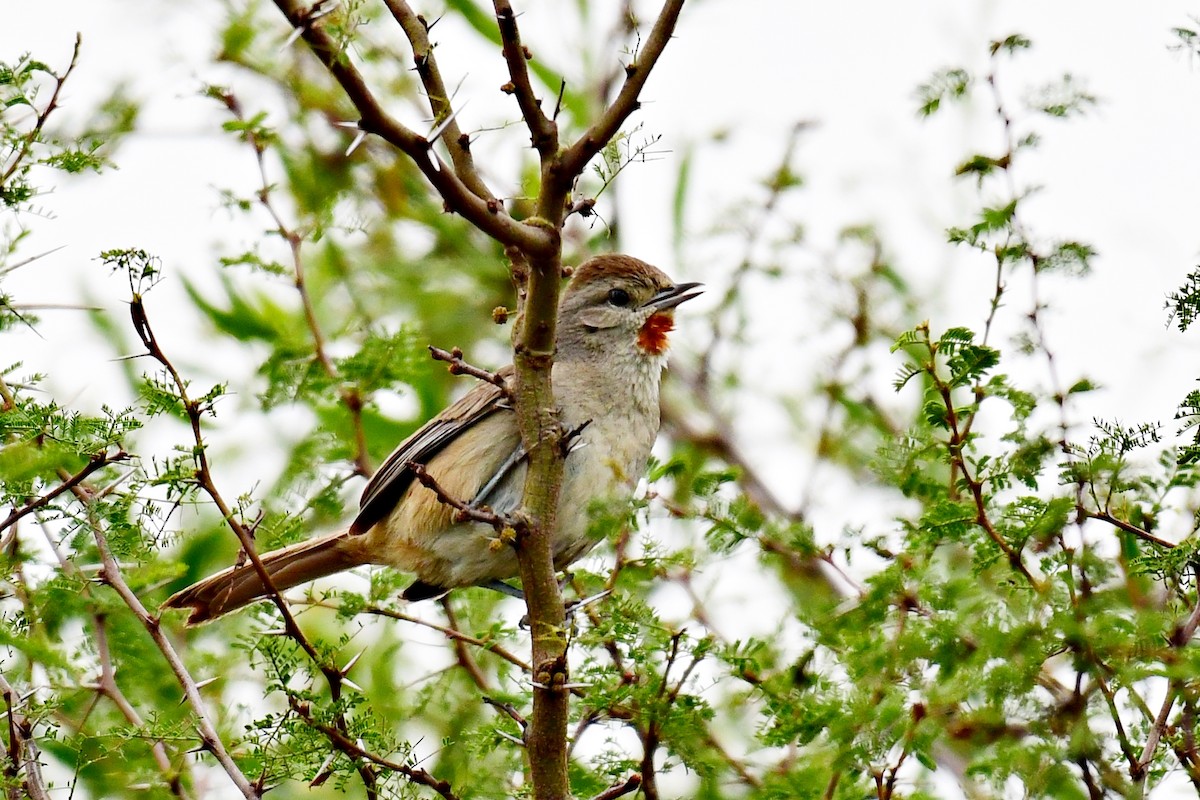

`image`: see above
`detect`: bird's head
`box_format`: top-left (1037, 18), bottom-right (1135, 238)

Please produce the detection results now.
top-left (557, 254), bottom-right (702, 362)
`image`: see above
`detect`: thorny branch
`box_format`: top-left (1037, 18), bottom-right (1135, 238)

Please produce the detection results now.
top-left (906, 323), bottom-right (1043, 589)
top-left (0, 448), bottom-right (129, 539)
top-left (270, 0), bottom-right (548, 253)
top-left (234, 4), bottom-right (689, 799)
top-left (1, 672), bottom-right (50, 800)
top-left (126, 288), bottom-right (429, 797)
top-left (129, 291), bottom-right (322, 663)
top-left (566, 529), bottom-right (769, 790)
top-left (635, 628), bottom-right (706, 800)
top-left (91, 614), bottom-right (190, 798)
top-left (1, 441), bottom-right (192, 791)
top-left (555, 0), bottom-right (686, 187)
top-left (383, 0), bottom-right (496, 202)
top-left (496, 5), bottom-right (688, 797)
top-left (286, 695), bottom-right (461, 800)
top-left (212, 88), bottom-right (373, 479)
top-left (407, 460), bottom-right (520, 533)
top-left (0, 35), bottom-right (81, 191)
top-left (78, 500), bottom-right (258, 798)
top-left (1, 442), bottom-right (187, 792)
top-left (494, 0), bottom-right (556, 157)
top-left (1132, 566), bottom-right (1200, 786)
top-left (957, 52), bottom-right (1200, 786)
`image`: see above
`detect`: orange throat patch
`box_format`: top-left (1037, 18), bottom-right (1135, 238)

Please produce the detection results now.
top-left (638, 313), bottom-right (674, 355)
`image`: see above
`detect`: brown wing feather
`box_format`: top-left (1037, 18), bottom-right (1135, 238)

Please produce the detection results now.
top-left (350, 365), bottom-right (513, 534)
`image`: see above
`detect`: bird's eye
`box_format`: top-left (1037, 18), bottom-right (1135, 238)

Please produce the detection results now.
top-left (607, 288), bottom-right (631, 307)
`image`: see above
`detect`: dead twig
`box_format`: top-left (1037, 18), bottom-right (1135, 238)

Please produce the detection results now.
top-left (287, 695), bottom-right (462, 800)
top-left (406, 460), bottom-right (520, 534)
top-left (429, 345), bottom-right (512, 401)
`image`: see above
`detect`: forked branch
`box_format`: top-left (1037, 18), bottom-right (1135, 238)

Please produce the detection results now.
top-left (383, 0), bottom-right (496, 202)
top-left (270, 0), bottom-right (551, 254)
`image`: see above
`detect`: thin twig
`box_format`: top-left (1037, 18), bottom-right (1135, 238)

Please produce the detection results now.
top-left (440, 597), bottom-right (492, 691)
top-left (700, 727), bottom-right (761, 789)
top-left (927, 352), bottom-right (1042, 590)
top-left (0, 450), bottom-right (129, 536)
top-left (0, 673), bottom-right (51, 800)
top-left (1093, 669), bottom-right (1140, 779)
top-left (214, 89), bottom-right (373, 478)
top-left (483, 696), bottom-right (528, 730)
top-left (0, 35), bottom-right (81, 189)
top-left (429, 345), bottom-right (512, 400)
top-left (287, 696), bottom-right (462, 800)
top-left (406, 460), bottom-right (517, 532)
top-left (92, 615), bottom-right (189, 798)
top-left (83, 512), bottom-right (258, 797)
top-left (129, 288), bottom-right (388, 793)
top-left (556, 0), bottom-right (686, 183)
top-left (493, 0), bottom-right (556, 157)
top-left (312, 600), bottom-right (532, 672)
top-left (129, 293), bottom-right (325, 663)
top-left (1134, 576), bottom-right (1200, 780)
top-left (1081, 509), bottom-right (1177, 550)
top-left (586, 774), bottom-right (642, 800)
top-left (16, 481), bottom-right (193, 795)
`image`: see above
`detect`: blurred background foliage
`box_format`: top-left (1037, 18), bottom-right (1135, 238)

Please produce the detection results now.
top-left (5, 3), bottom-right (1200, 799)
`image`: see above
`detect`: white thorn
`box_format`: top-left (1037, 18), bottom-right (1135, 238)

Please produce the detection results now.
top-left (279, 26), bottom-right (304, 52)
top-left (495, 731), bottom-right (525, 746)
top-left (345, 130), bottom-right (367, 156)
top-left (427, 100), bottom-right (468, 144)
top-left (310, 752), bottom-right (337, 787)
top-left (341, 648), bottom-right (366, 675)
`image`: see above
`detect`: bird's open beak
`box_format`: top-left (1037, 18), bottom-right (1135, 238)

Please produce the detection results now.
top-left (643, 281), bottom-right (703, 311)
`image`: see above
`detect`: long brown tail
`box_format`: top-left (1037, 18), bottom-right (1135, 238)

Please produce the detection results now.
top-left (162, 531), bottom-right (367, 625)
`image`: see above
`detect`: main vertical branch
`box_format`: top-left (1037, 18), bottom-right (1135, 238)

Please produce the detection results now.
top-left (500, 7), bottom-right (683, 798)
top-left (510, 242), bottom-right (570, 800)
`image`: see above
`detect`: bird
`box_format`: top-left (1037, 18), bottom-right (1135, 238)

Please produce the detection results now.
top-left (162, 254), bottom-right (702, 624)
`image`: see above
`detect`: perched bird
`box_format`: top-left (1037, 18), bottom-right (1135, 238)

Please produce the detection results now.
top-left (163, 254), bottom-right (701, 624)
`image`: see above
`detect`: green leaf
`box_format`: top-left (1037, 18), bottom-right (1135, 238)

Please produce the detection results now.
top-left (990, 34), bottom-right (1033, 55)
top-left (916, 68), bottom-right (971, 116)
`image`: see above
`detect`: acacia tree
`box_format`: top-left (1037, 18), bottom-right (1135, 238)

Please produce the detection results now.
top-left (7, 5), bottom-right (1200, 800)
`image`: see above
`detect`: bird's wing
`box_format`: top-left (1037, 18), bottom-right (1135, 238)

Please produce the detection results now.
top-left (350, 365), bottom-right (514, 535)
